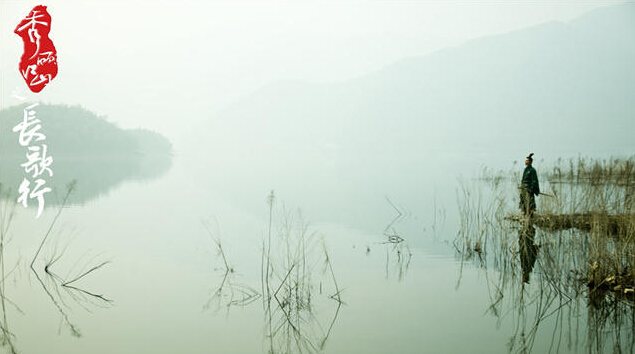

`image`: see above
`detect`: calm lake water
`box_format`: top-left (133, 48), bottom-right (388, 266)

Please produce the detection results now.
top-left (2, 1), bottom-right (634, 352)
top-left (1, 150), bottom-right (632, 354)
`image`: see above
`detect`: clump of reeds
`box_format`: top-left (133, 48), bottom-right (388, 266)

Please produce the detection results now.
top-left (0, 184), bottom-right (18, 354)
top-left (548, 156), bottom-right (635, 188)
top-left (0, 180), bottom-right (112, 345)
top-left (539, 157), bottom-right (635, 297)
top-left (542, 157), bottom-right (634, 215)
top-left (205, 192), bottom-right (343, 353)
top-left (261, 197), bottom-right (343, 353)
top-left (454, 174), bottom-right (515, 268)
top-left (202, 217), bottom-right (261, 314)
top-left (455, 157), bottom-right (635, 352)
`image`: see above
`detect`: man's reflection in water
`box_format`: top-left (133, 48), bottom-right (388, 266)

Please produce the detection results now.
top-left (519, 222), bottom-right (540, 283)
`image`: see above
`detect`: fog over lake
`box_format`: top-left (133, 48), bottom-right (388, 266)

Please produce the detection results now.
top-left (0, 2), bottom-right (633, 353)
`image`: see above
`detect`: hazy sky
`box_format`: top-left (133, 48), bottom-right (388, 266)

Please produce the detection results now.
top-left (0, 1), bottom-right (628, 143)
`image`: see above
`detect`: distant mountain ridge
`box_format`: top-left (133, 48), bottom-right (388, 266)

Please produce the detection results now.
top-left (197, 2), bottom-right (635, 160)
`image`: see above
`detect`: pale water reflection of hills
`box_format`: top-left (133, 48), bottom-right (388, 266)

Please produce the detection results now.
top-left (0, 103), bottom-right (172, 205)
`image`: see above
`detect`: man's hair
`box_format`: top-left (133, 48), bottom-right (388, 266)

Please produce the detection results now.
top-left (526, 153), bottom-right (534, 162)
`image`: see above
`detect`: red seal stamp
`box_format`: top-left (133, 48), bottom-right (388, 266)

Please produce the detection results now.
top-left (15, 5), bottom-right (58, 93)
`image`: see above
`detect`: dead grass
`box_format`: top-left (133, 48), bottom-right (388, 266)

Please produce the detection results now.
top-left (455, 156), bottom-right (635, 353)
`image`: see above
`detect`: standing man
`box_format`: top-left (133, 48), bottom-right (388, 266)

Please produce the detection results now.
top-left (519, 153), bottom-right (540, 216)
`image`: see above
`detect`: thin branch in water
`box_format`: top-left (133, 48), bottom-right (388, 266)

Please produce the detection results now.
top-left (62, 261), bottom-right (110, 287)
top-left (30, 180), bottom-right (76, 270)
